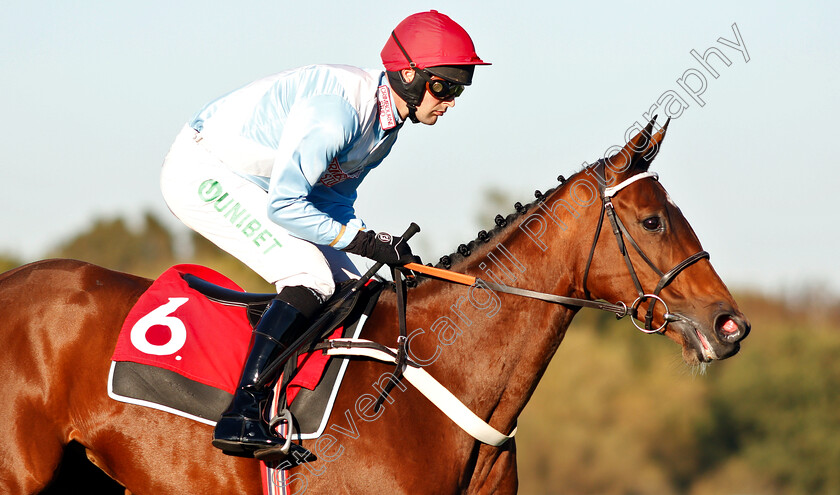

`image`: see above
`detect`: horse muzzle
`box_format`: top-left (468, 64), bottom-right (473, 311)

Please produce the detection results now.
top-left (669, 308), bottom-right (750, 364)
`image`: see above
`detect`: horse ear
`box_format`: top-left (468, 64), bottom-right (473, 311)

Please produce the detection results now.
top-left (605, 116), bottom-right (670, 177)
top-left (641, 117), bottom-right (670, 168)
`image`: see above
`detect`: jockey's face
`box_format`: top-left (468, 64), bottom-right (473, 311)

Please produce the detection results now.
top-left (401, 69), bottom-right (457, 126)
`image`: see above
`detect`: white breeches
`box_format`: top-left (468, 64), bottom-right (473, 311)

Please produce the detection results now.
top-left (160, 125), bottom-right (360, 299)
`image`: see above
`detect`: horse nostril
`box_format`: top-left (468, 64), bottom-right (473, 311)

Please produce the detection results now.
top-left (715, 314), bottom-right (745, 343)
top-left (722, 319), bottom-right (738, 334)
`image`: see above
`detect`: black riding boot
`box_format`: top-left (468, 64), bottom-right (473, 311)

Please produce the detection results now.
top-left (212, 286), bottom-right (320, 457)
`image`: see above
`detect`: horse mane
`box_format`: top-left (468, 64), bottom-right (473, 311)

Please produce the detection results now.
top-left (430, 167), bottom-right (584, 273)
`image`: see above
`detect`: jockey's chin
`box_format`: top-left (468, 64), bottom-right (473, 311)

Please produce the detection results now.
top-left (415, 96), bottom-right (455, 125)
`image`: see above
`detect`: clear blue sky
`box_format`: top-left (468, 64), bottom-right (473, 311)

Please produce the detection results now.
top-left (1, 1), bottom-right (838, 297)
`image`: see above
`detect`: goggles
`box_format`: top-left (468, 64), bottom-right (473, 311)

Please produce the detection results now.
top-left (418, 70), bottom-right (464, 100)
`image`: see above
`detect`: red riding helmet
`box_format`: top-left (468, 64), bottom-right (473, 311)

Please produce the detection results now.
top-left (381, 10), bottom-right (489, 81)
top-left (381, 11), bottom-right (490, 122)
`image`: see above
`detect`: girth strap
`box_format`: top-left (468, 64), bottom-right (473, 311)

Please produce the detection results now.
top-left (318, 338), bottom-right (517, 446)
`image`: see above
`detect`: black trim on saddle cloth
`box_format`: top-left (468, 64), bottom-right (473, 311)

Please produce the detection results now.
top-left (108, 274), bottom-right (385, 430)
top-left (110, 362), bottom-right (234, 422)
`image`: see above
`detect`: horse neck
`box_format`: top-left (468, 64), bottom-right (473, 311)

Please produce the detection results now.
top-left (400, 174), bottom-right (600, 434)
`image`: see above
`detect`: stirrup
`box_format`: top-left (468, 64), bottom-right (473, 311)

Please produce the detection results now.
top-left (253, 442), bottom-right (316, 464)
top-left (251, 408), bottom-right (315, 464)
top-left (268, 409), bottom-right (295, 455)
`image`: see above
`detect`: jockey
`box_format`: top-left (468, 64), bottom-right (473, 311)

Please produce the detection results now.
top-left (160, 10), bottom-right (489, 459)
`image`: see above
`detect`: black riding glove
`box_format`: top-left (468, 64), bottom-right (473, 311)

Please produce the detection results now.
top-left (342, 230), bottom-right (421, 266)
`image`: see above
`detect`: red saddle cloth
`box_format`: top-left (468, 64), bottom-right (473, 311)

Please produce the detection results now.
top-left (111, 264), bottom-right (251, 393)
top-left (110, 264), bottom-right (335, 420)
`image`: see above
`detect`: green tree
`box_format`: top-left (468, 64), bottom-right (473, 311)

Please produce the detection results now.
top-left (0, 254), bottom-right (23, 273)
top-left (48, 214), bottom-right (176, 277)
top-left (46, 211), bottom-right (272, 290)
top-left (697, 308), bottom-right (840, 495)
top-left (516, 293), bottom-right (840, 495)
top-left (474, 186), bottom-right (520, 232)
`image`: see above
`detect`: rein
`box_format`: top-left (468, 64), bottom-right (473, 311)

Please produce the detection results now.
top-left (405, 166), bottom-right (709, 334)
top-left (403, 265), bottom-right (631, 316)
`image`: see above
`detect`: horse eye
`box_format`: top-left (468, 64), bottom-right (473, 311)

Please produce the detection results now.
top-left (642, 216), bottom-right (662, 232)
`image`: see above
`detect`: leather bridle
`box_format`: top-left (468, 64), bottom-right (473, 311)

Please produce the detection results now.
top-left (400, 165), bottom-right (711, 335)
top-left (581, 162), bottom-right (709, 333)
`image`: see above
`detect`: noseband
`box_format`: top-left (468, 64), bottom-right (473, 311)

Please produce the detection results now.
top-left (582, 163), bottom-right (709, 333)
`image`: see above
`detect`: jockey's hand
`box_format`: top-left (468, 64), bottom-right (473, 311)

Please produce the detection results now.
top-left (342, 230), bottom-right (421, 266)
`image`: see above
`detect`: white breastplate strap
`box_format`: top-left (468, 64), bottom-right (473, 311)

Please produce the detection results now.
top-left (603, 171), bottom-right (658, 198)
top-left (325, 338), bottom-right (517, 446)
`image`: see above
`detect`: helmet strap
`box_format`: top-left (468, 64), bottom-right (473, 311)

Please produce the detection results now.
top-left (390, 31), bottom-right (416, 69)
top-left (388, 31), bottom-right (428, 124)
top-left (407, 106), bottom-right (419, 124)
top-left (386, 70), bottom-right (424, 124)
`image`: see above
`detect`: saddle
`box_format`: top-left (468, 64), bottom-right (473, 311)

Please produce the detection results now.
top-left (109, 264), bottom-right (384, 433)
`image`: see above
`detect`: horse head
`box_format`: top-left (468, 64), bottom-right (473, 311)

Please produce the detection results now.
top-left (571, 117), bottom-right (750, 365)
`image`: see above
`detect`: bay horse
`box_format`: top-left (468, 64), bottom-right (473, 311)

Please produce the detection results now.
top-left (0, 118), bottom-right (749, 494)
